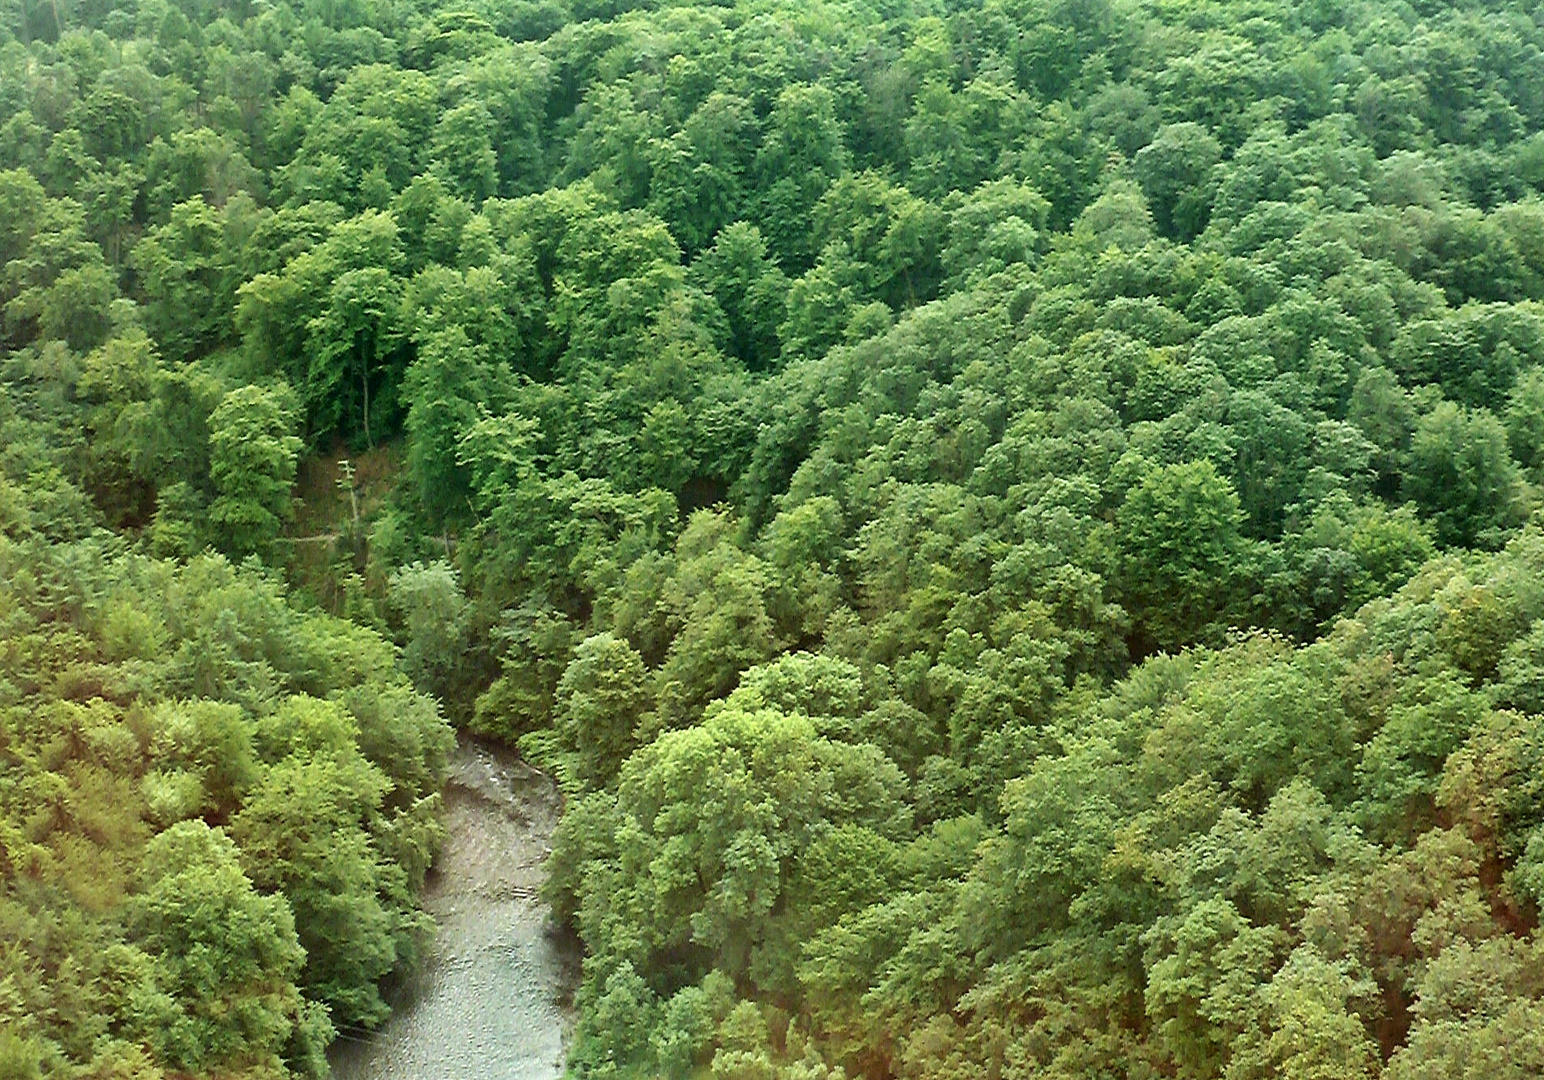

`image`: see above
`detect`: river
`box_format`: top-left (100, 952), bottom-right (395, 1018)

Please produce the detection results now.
top-left (329, 736), bottom-right (579, 1080)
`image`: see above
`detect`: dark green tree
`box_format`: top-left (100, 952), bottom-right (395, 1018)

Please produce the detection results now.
top-left (1116, 459), bottom-right (1247, 652)
top-left (207, 383), bottom-right (302, 557)
top-left (1406, 402), bottom-right (1526, 548)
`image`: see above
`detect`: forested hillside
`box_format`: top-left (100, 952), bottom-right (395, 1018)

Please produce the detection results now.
top-left (6, 0), bottom-right (1544, 1075)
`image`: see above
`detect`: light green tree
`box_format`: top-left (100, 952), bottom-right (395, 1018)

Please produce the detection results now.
top-left (127, 820), bottom-right (326, 1077)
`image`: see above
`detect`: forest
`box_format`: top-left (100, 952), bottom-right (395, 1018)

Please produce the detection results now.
top-left (5, 0), bottom-right (1544, 1075)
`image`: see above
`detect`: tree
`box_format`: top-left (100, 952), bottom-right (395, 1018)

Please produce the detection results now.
top-left (1143, 897), bottom-right (1282, 1078)
top-left (127, 821), bottom-right (326, 1077)
top-left (207, 383), bottom-right (302, 557)
top-left (809, 172), bottom-right (945, 311)
top-left (550, 704), bottom-right (909, 1019)
top-left (1348, 366), bottom-right (1417, 497)
top-left (691, 222), bottom-right (788, 370)
top-left (235, 209), bottom-right (407, 444)
top-left (553, 632), bottom-right (652, 790)
top-left (461, 44), bottom-right (551, 196)
top-left (131, 199), bottom-right (232, 363)
top-left (1405, 402), bottom-right (1525, 549)
top-left (1116, 459), bottom-right (1247, 652)
top-left (941, 178), bottom-right (1048, 289)
top-left (401, 324), bottom-right (506, 523)
top-left (656, 512), bottom-right (779, 723)
top-left (1226, 946), bottom-right (1381, 1080)
top-left (563, 84), bottom-right (656, 209)
top-left (1504, 366), bottom-right (1544, 480)
top-left (779, 251), bottom-right (863, 362)
top-left (754, 84), bottom-right (847, 271)
top-left (388, 559), bottom-right (470, 698)
top-left (903, 75), bottom-right (1027, 200)
top-left (430, 99), bottom-right (498, 204)
top-left (282, 65), bottom-right (438, 209)
top-left (1134, 122), bottom-right (1222, 242)
top-left (306, 266), bottom-right (404, 447)
top-left (230, 698), bottom-right (406, 1031)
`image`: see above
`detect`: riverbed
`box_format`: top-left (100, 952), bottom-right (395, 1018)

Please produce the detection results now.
top-left (329, 736), bottom-right (579, 1080)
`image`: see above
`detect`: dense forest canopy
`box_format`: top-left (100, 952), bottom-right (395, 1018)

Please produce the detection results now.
top-left (6, 0), bottom-right (1544, 1075)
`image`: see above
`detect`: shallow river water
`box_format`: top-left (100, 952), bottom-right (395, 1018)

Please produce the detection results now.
top-left (330, 737), bottom-right (579, 1080)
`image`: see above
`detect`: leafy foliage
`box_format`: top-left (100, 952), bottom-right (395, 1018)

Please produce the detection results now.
top-left (9, 0), bottom-right (1544, 1074)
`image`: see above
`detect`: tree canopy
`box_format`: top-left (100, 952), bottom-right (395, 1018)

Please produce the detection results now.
top-left (7, 0), bottom-right (1544, 1075)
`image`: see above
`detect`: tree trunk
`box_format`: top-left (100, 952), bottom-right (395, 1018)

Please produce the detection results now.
top-left (361, 354), bottom-right (373, 448)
